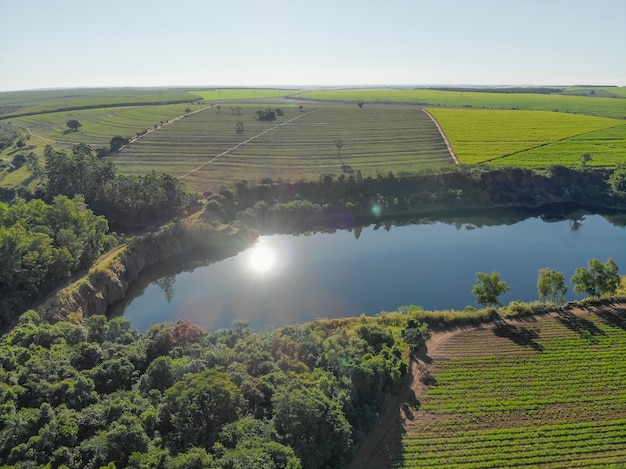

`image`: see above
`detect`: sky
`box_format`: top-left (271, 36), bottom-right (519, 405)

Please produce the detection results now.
top-left (1, 0), bottom-right (625, 91)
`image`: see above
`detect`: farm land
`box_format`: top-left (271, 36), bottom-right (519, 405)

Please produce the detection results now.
top-left (425, 109), bottom-right (626, 167)
top-left (116, 103), bottom-right (453, 192)
top-left (1, 86), bottom-right (625, 192)
top-left (376, 308), bottom-right (626, 468)
top-left (297, 88), bottom-right (626, 119)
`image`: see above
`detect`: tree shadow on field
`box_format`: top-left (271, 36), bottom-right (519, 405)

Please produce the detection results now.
top-left (492, 322), bottom-right (544, 351)
top-left (593, 307), bottom-right (626, 331)
top-left (556, 311), bottom-right (606, 340)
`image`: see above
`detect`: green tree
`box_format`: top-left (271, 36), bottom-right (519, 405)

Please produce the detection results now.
top-left (110, 136), bottom-right (129, 153)
top-left (471, 271), bottom-right (510, 308)
top-left (159, 370), bottom-right (244, 452)
top-left (66, 120), bottom-right (82, 132)
top-left (272, 385), bottom-right (352, 469)
top-left (608, 166), bottom-right (626, 193)
top-left (571, 258), bottom-right (620, 298)
top-left (537, 268), bottom-right (568, 304)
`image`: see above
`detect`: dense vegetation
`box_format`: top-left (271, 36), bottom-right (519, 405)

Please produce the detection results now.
top-left (0, 196), bottom-right (112, 328)
top-left (206, 166), bottom-right (626, 233)
top-left (0, 310), bottom-right (416, 468)
top-left (0, 142), bottom-right (195, 326)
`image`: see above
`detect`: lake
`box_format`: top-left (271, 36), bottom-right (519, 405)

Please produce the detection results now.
top-left (110, 209), bottom-right (626, 331)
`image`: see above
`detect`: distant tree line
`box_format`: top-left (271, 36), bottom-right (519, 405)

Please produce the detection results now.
top-left (426, 87), bottom-right (565, 94)
top-left (200, 166), bottom-right (626, 232)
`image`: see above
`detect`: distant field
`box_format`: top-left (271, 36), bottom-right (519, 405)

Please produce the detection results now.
top-left (397, 310), bottom-right (626, 468)
top-left (296, 89), bottom-right (626, 119)
top-left (7, 103), bottom-right (202, 149)
top-left (0, 88), bottom-right (202, 118)
top-left (114, 103), bottom-right (453, 191)
top-left (426, 108), bottom-right (626, 167)
top-left (190, 88), bottom-right (296, 101)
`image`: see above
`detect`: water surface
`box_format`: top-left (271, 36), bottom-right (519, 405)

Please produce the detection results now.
top-left (110, 211), bottom-right (626, 331)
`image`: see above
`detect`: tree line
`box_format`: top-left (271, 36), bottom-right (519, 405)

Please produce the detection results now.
top-left (471, 258), bottom-right (621, 309)
top-left (199, 165), bottom-right (626, 232)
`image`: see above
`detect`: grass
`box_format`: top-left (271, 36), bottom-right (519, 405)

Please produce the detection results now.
top-left (0, 88), bottom-right (202, 118)
top-left (296, 89), bottom-right (626, 119)
top-left (114, 103), bottom-right (453, 192)
top-left (396, 309), bottom-right (626, 468)
top-left (426, 108), bottom-right (626, 167)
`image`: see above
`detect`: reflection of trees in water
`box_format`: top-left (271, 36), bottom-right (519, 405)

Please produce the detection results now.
top-left (569, 216), bottom-right (584, 231)
top-left (155, 275), bottom-right (176, 303)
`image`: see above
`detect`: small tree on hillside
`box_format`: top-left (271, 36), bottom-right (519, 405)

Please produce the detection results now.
top-left (579, 153), bottom-right (592, 169)
top-left (334, 138), bottom-right (345, 166)
top-left (66, 120), bottom-right (82, 132)
top-left (110, 136), bottom-right (129, 153)
top-left (537, 268), bottom-right (568, 304)
top-left (472, 271), bottom-right (510, 309)
top-left (571, 258), bottom-right (620, 298)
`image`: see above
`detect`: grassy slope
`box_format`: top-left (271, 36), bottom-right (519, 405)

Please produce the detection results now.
top-left (397, 307), bottom-right (626, 468)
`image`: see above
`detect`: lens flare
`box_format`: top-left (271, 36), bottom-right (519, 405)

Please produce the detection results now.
top-left (249, 246), bottom-right (275, 272)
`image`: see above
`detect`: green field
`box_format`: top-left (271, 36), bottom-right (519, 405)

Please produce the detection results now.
top-left (114, 103), bottom-right (453, 191)
top-left (0, 88), bottom-right (202, 118)
top-left (426, 108), bottom-right (626, 167)
top-left (397, 310), bottom-right (626, 468)
top-left (297, 89), bottom-right (626, 119)
top-left (7, 103), bottom-right (204, 149)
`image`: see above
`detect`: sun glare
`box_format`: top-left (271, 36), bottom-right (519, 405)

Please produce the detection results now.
top-left (249, 246), bottom-right (276, 273)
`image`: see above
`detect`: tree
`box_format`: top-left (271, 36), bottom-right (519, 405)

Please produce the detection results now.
top-left (580, 153), bottom-right (592, 169)
top-left (571, 258), bottom-right (620, 298)
top-left (110, 136), bottom-right (129, 153)
top-left (471, 271), bottom-right (510, 308)
top-left (608, 166), bottom-right (626, 193)
top-left (334, 138), bottom-right (345, 166)
top-left (537, 268), bottom-right (568, 304)
top-left (66, 120), bottom-right (82, 132)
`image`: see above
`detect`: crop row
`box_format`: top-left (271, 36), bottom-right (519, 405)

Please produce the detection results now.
top-left (425, 108), bottom-right (623, 166)
top-left (116, 104), bottom-right (453, 191)
top-left (397, 312), bottom-right (626, 467)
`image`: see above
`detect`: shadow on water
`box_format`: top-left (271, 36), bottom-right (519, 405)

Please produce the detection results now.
top-left (492, 322), bottom-right (544, 351)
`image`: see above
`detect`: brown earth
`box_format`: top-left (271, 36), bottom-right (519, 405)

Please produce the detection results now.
top-left (348, 301), bottom-right (626, 469)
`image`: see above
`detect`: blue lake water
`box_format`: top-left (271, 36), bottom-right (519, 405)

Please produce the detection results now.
top-left (111, 211), bottom-right (626, 331)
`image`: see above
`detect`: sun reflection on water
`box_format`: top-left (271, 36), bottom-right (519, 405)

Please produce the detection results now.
top-left (248, 245), bottom-right (276, 273)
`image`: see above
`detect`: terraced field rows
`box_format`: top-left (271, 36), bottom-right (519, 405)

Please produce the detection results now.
top-left (396, 309), bottom-right (626, 468)
top-left (11, 103), bottom-right (199, 148)
top-left (115, 103), bottom-right (453, 191)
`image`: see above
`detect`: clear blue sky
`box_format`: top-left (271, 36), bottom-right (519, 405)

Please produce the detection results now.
top-left (1, 0), bottom-right (624, 91)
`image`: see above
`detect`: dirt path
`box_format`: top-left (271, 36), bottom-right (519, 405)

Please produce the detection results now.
top-left (177, 108), bottom-right (323, 180)
top-left (422, 109), bottom-right (459, 164)
top-left (347, 328), bottom-right (466, 469)
top-left (348, 302), bottom-right (626, 468)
